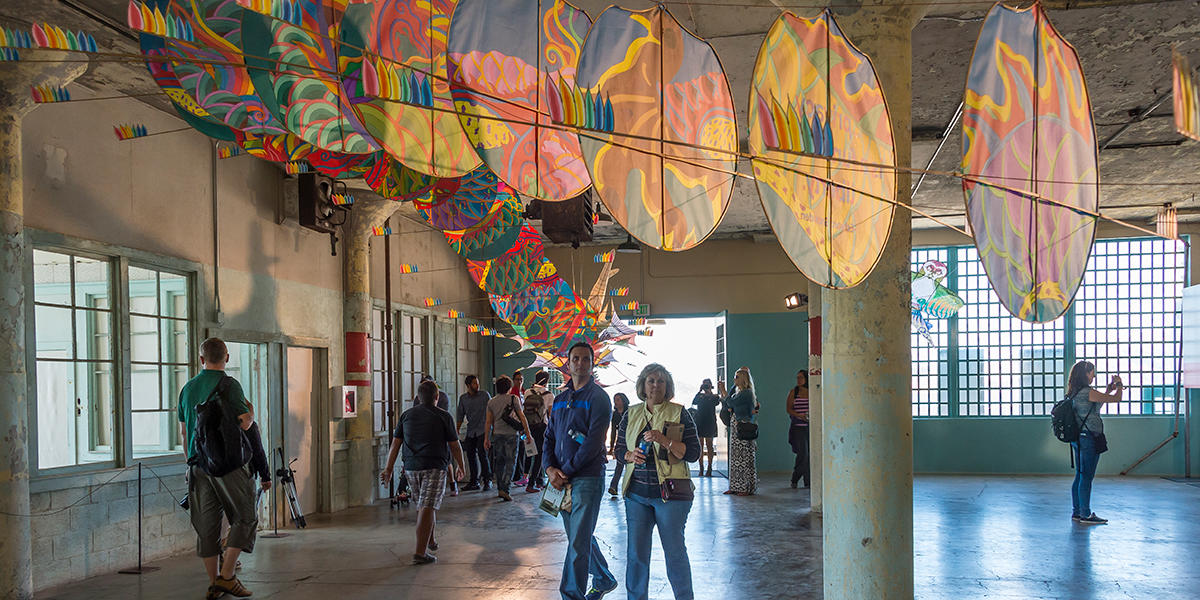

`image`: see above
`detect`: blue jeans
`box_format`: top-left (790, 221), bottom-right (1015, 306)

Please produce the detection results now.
top-left (491, 435), bottom-right (517, 493)
top-left (559, 476), bottom-right (615, 600)
top-left (1071, 433), bottom-right (1101, 517)
top-left (624, 493), bottom-right (694, 600)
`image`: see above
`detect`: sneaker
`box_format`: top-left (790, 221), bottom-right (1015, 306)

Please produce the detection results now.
top-left (585, 579), bottom-right (619, 600)
top-left (498, 490), bottom-right (512, 502)
top-left (462, 483), bottom-right (481, 491)
top-left (1078, 513), bottom-right (1108, 525)
top-left (205, 586), bottom-right (223, 600)
top-left (211, 575), bottom-right (252, 598)
top-left (607, 486), bottom-right (617, 497)
top-left (450, 488), bottom-right (458, 497)
top-left (428, 540), bottom-right (439, 551)
top-left (482, 482), bottom-right (491, 492)
top-left (412, 553), bottom-right (437, 565)
top-left (526, 485), bottom-right (541, 494)
top-left (1071, 514), bottom-right (1082, 522)
top-left (516, 477), bottom-right (529, 487)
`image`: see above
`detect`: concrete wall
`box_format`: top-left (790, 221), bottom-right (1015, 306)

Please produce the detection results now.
top-left (18, 87), bottom-right (479, 589)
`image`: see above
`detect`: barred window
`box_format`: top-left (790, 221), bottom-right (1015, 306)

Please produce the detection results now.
top-left (912, 237), bottom-right (1186, 417)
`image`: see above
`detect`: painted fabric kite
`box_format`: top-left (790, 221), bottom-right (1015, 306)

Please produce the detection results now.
top-left (338, 0), bottom-right (482, 177)
top-left (446, 0), bottom-right (593, 200)
top-left (467, 224), bottom-right (553, 296)
top-left (362, 156), bottom-right (436, 201)
top-left (962, 3), bottom-right (1097, 323)
top-left (139, 32), bottom-right (238, 142)
top-left (445, 195), bottom-right (526, 260)
top-left (911, 260), bottom-right (964, 343)
top-left (159, 0), bottom-right (290, 136)
top-left (414, 166), bottom-right (512, 231)
top-left (748, 10), bottom-right (896, 289)
top-left (241, 1), bottom-right (378, 154)
top-left (1174, 50), bottom-right (1200, 141)
top-left (575, 6), bottom-right (737, 251)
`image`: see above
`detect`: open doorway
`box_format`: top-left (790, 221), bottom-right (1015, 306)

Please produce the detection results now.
top-left (597, 315), bottom-right (728, 477)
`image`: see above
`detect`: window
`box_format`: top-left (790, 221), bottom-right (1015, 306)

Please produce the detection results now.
top-left (456, 323), bottom-right (480, 397)
top-left (129, 266), bottom-right (192, 458)
top-left (371, 307), bottom-right (398, 434)
top-left (400, 313), bottom-right (426, 407)
top-left (911, 237), bottom-right (1186, 417)
top-left (33, 250), bottom-right (116, 469)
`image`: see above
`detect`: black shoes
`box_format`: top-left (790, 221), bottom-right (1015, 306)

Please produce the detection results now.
top-left (412, 553), bottom-right (437, 565)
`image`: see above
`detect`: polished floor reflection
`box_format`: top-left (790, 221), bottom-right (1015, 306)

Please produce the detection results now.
top-left (41, 474), bottom-right (1200, 599)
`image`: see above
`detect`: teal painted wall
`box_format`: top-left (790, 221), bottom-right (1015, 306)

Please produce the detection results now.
top-left (725, 311), bottom-right (810, 473)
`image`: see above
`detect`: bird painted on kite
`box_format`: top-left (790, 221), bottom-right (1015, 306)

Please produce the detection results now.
top-left (911, 259), bottom-right (965, 343)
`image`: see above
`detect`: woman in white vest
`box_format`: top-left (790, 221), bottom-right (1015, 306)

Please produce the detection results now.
top-left (613, 363), bottom-right (702, 600)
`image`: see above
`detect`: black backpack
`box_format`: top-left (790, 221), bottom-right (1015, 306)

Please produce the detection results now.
top-left (1051, 390), bottom-right (1094, 443)
top-left (192, 376), bottom-right (253, 477)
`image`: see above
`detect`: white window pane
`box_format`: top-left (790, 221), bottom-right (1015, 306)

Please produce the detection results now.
top-left (33, 250), bottom-right (72, 305)
top-left (73, 256), bottom-right (110, 307)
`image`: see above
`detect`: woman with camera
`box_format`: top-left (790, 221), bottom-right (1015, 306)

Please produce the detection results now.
top-left (1065, 360), bottom-right (1123, 525)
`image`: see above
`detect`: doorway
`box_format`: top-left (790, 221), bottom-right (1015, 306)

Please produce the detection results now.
top-left (597, 315), bottom-right (728, 476)
top-left (226, 341), bottom-right (271, 524)
top-left (284, 346), bottom-right (326, 520)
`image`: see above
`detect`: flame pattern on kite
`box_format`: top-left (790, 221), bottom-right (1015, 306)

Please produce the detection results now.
top-left (609, 287), bottom-right (629, 297)
top-left (423, 297), bottom-right (442, 307)
top-left (236, 0), bottom-right (303, 25)
top-left (617, 301), bottom-right (639, 311)
top-left (31, 85), bottom-right (70, 103)
top-left (372, 226), bottom-right (393, 236)
top-left (2, 24), bottom-right (98, 52)
top-left (114, 124), bottom-right (149, 140)
top-left (756, 94), bottom-right (835, 157)
top-left (1174, 50), bottom-right (1200, 141)
top-left (1, 48), bottom-right (18, 61)
top-left (359, 59), bottom-right (433, 107)
top-left (330, 192), bottom-right (354, 206)
top-left (545, 77), bottom-right (614, 133)
top-left (217, 144), bottom-right (244, 159)
top-left (467, 324), bottom-right (482, 333)
top-left (593, 250), bottom-right (615, 263)
top-left (446, 309), bottom-right (461, 318)
top-left (284, 161), bottom-right (310, 175)
top-left (397, 263), bottom-right (419, 274)
top-left (127, 2), bottom-right (194, 42)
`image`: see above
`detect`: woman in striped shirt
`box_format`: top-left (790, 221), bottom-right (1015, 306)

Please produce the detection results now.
top-left (786, 370), bottom-right (810, 489)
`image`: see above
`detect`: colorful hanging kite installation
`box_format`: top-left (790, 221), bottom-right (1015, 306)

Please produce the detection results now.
top-left (1, 24), bottom-right (98, 52)
top-left (962, 3), bottom-right (1098, 323)
top-left (910, 260), bottom-right (965, 343)
top-left (575, 5), bottom-right (737, 251)
top-left (1174, 49), bottom-right (1200, 141)
top-left (114, 123), bottom-right (150, 140)
top-left (446, 0), bottom-right (595, 200)
top-left (31, 85), bottom-right (71, 103)
top-left (748, 10), bottom-right (897, 290)
top-left (338, 0), bottom-right (482, 177)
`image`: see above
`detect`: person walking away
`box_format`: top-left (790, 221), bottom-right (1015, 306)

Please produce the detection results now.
top-left (613, 364), bottom-right (701, 600)
top-left (1066, 360), bottom-right (1123, 524)
top-left (523, 371), bottom-right (554, 493)
top-left (485, 375), bottom-right (533, 501)
top-left (511, 370), bottom-right (529, 486)
top-left (457, 375), bottom-right (492, 492)
top-left (690, 380), bottom-right (721, 477)
top-left (381, 380), bottom-right (466, 564)
top-left (787, 370), bottom-right (811, 488)
top-left (544, 342), bottom-right (618, 600)
top-left (719, 367), bottom-right (758, 496)
top-left (607, 393), bottom-right (631, 497)
top-left (400, 375), bottom-right (456, 499)
top-left (178, 338), bottom-right (257, 599)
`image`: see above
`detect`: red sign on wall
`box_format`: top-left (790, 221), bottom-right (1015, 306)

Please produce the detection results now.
top-left (345, 331), bottom-right (370, 386)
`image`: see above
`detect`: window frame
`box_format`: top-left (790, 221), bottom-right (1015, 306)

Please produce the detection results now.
top-left (26, 230), bottom-right (202, 478)
top-left (912, 235), bottom-right (1189, 419)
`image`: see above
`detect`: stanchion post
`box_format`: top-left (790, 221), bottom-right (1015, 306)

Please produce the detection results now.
top-left (119, 462), bottom-right (159, 574)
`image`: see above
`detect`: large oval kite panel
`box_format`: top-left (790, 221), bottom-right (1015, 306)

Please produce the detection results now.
top-left (446, 0), bottom-right (593, 200)
top-left (575, 6), bottom-right (737, 251)
top-left (748, 11), bottom-right (896, 289)
top-left (338, 0), bottom-right (482, 177)
top-left (962, 3), bottom-right (1097, 323)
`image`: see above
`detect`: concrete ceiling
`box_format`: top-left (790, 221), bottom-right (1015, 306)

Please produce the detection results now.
top-left (8, 0), bottom-right (1200, 245)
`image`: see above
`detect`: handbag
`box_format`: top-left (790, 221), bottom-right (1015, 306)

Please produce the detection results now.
top-left (735, 420), bottom-right (759, 441)
top-left (660, 478), bottom-right (694, 502)
top-left (500, 395), bottom-right (524, 430)
top-left (1091, 432), bottom-right (1109, 454)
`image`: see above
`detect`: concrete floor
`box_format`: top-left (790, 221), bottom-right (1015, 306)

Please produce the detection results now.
top-left (40, 474), bottom-right (1200, 599)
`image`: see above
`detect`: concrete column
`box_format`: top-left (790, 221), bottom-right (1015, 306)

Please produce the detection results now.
top-left (342, 197), bottom-right (400, 507)
top-left (821, 5), bottom-right (924, 598)
top-left (0, 55), bottom-right (85, 600)
top-left (807, 285), bottom-right (822, 513)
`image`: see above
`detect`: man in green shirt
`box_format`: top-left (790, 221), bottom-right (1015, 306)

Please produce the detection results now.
top-left (178, 338), bottom-right (256, 599)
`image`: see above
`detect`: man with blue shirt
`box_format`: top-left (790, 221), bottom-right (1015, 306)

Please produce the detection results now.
top-left (544, 342), bottom-right (617, 600)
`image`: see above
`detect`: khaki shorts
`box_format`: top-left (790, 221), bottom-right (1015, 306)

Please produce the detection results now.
top-left (189, 465), bottom-right (258, 557)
